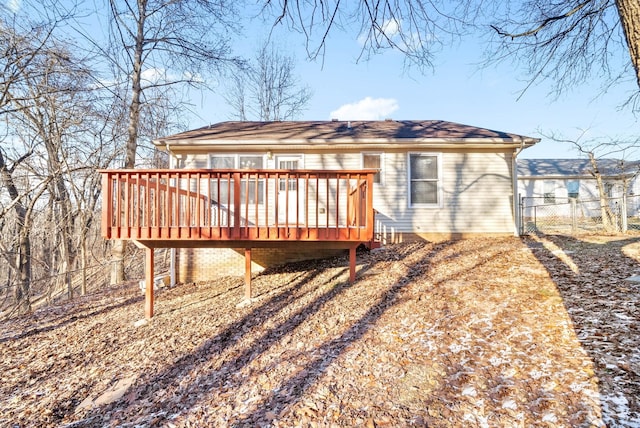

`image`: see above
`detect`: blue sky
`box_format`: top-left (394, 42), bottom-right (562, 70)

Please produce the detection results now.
top-left (8, 0), bottom-right (637, 160)
top-left (190, 9), bottom-right (639, 160)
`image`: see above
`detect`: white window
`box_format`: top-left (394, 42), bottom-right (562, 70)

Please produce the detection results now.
top-left (543, 181), bottom-right (556, 204)
top-left (239, 155), bottom-right (263, 169)
top-left (604, 182), bottom-right (614, 198)
top-left (362, 153), bottom-right (383, 184)
top-left (210, 155), bottom-right (235, 169)
top-left (567, 180), bottom-right (579, 199)
top-left (408, 153), bottom-right (441, 207)
top-left (209, 154), bottom-right (265, 204)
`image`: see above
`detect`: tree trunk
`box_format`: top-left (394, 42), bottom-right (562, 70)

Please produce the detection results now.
top-left (109, 0), bottom-right (147, 285)
top-left (0, 151), bottom-right (32, 313)
top-left (15, 229), bottom-right (32, 314)
top-left (589, 153), bottom-right (617, 232)
top-left (615, 0), bottom-right (640, 89)
top-left (80, 212), bottom-right (89, 295)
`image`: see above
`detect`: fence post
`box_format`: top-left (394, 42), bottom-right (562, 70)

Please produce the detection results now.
top-left (622, 193), bottom-right (628, 233)
top-left (519, 196), bottom-right (524, 235)
top-left (571, 198), bottom-right (577, 235)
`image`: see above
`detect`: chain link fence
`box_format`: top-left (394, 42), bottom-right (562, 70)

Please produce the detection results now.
top-left (520, 195), bottom-right (640, 235)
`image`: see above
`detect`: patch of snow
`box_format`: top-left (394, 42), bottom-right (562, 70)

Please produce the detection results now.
top-left (529, 369), bottom-right (544, 380)
top-left (613, 312), bottom-right (633, 321)
top-left (463, 413), bottom-right (489, 428)
top-left (461, 386), bottom-right (477, 397)
top-left (601, 392), bottom-right (640, 428)
top-left (448, 343), bottom-right (464, 353)
top-left (489, 356), bottom-right (503, 367)
top-left (502, 399), bottom-right (517, 410)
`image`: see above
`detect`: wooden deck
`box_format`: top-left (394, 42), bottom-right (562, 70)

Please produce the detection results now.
top-left (100, 169), bottom-right (378, 318)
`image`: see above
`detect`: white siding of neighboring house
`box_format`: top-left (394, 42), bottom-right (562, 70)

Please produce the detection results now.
top-left (517, 176), bottom-right (638, 202)
top-left (172, 148), bottom-right (517, 240)
top-left (517, 175), bottom-right (640, 220)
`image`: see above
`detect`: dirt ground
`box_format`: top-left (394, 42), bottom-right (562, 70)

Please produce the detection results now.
top-left (0, 234), bottom-right (639, 427)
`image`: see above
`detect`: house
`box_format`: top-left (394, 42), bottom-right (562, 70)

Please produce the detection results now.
top-left (516, 158), bottom-right (640, 233)
top-left (150, 120), bottom-right (539, 284)
top-left (517, 158), bottom-right (640, 203)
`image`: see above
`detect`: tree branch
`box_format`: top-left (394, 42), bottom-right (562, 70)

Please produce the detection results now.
top-left (491, 0), bottom-right (593, 39)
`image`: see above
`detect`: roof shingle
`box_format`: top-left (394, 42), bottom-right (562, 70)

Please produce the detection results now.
top-left (155, 120), bottom-right (539, 145)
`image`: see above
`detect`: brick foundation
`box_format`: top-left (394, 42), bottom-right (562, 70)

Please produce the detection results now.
top-left (176, 247), bottom-right (346, 283)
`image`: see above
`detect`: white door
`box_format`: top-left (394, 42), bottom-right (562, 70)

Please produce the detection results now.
top-left (277, 156), bottom-right (305, 225)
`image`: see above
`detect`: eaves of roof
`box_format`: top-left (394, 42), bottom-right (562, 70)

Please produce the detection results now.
top-left (155, 137), bottom-right (538, 151)
top-left (153, 120), bottom-right (540, 151)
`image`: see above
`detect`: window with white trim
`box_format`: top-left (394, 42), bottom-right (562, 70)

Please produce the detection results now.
top-left (209, 154), bottom-right (265, 204)
top-left (604, 182), bottom-right (614, 198)
top-left (362, 153), bottom-right (383, 184)
top-left (543, 181), bottom-right (556, 204)
top-left (408, 153), bottom-right (440, 206)
top-left (566, 180), bottom-right (579, 199)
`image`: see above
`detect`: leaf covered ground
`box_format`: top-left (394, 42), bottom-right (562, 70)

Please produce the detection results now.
top-left (1, 235), bottom-right (639, 427)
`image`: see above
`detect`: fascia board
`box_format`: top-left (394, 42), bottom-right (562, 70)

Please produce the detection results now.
top-left (155, 138), bottom-right (538, 151)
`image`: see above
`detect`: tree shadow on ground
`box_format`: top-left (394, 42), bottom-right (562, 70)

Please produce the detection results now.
top-left (80, 241), bottom-right (448, 425)
top-left (525, 233), bottom-right (640, 425)
top-left (0, 294), bottom-right (143, 344)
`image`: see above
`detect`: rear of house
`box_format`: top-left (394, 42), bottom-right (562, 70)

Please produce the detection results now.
top-left (154, 120), bottom-right (539, 282)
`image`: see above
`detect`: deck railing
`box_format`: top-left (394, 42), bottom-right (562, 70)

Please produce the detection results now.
top-left (100, 169), bottom-right (376, 243)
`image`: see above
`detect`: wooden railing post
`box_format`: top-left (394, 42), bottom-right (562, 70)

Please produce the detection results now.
top-left (233, 172), bottom-right (241, 238)
top-left (366, 172), bottom-right (374, 237)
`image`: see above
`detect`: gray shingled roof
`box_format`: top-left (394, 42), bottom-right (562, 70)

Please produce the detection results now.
top-left (154, 120), bottom-right (539, 146)
top-left (517, 159), bottom-right (640, 178)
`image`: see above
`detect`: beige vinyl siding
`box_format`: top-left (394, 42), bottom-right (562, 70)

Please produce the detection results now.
top-left (372, 149), bottom-right (514, 237)
top-left (173, 149), bottom-right (515, 237)
top-left (180, 153), bottom-right (208, 169)
top-left (302, 149), bottom-right (514, 234)
top-left (303, 152), bottom-right (360, 170)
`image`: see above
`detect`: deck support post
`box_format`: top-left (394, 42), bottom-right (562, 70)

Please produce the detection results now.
top-left (349, 245), bottom-right (357, 283)
top-left (145, 247), bottom-right (155, 319)
top-left (245, 248), bottom-right (252, 299)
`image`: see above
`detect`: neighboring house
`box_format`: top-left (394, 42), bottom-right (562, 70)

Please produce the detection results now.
top-left (153, 120), bottom-right (539, 282)
top-left (517, 158), bottom-right (640, 227)
top-left (517, 158), bottom-right (640, 202)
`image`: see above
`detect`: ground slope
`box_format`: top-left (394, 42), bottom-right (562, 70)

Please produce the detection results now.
top-left (0, 235), bottom-right (639, 427)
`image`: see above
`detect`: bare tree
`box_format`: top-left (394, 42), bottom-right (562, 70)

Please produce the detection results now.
top-left (546, 130), bottom-right (640, 232)
top-left (263, 1), bottom-right (466, 68)
top-left (1, 3), bottom-right (119, 313)
top-left (226, 42), bottom-right (312, 121)
top-left (8, 41), bottom-right (98, 300)
top-left (0, 11), bottom-right (63, 314)
top-left (0, 150), bottom-right (36, 314)
top-left (262, 1), bottom-right (640, 103)
top-left (487, 1), bottom-right (639, 102)
top-left (97, 0), bottom-right (245, 284)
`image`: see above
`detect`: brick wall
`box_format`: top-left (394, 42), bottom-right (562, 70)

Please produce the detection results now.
top-left (176, 247), bottom-right (346, 283)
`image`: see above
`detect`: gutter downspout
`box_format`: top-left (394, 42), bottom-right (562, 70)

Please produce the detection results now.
top-left (512, 140), bottom-right (526, 237)
top-left (166, 142), bottom-right (177, 287)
